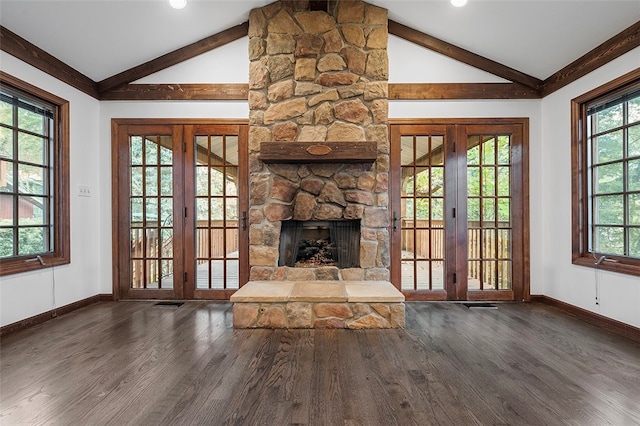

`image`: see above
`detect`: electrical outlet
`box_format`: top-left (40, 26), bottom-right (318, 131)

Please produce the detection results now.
top-left (78, 185), bottom-right (91, 197)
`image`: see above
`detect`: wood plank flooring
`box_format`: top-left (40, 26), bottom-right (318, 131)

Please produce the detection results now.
top-left (1, 301), bottom-right (639, 425)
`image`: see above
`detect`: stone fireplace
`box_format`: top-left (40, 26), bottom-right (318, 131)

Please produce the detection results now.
top-left (231, 0), bottom-right (404, 329)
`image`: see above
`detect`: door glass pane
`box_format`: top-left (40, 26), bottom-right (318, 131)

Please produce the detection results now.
top-left (467, 134), bottom-right (512, 291)
top-left (400, 133), bottom-right (446, 291)
top-left (194, 133), bottom-right (241, 290)
top-left (129, 134), bottom-right (174, 290)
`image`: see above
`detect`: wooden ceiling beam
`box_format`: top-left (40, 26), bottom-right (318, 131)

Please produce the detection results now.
top-left (389, 83), bottom-right (541, 100)
top-left (97, 22), bottom-right (249, 94)
top-left (0, 26), bottom-right (99, 99)
top-left (100, 83), bottom-right (249, 100)
top-left (100, 82), bottom-right (541, 101)
top-left (388, 20), bottom-right (544, 92)
top-left (541, 21), bottom-right (640, 97)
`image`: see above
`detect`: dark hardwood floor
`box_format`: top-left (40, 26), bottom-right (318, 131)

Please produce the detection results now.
top-left (1, 301), bottom-right (639, 425)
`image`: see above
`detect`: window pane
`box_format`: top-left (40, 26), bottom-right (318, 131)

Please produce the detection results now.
top-left (18, 226), bottom-right (46, 255)
top-left (210, 169), bottom-right (224, 196)
top-left (482, 167), bottom-right (495, 196)
top-left (629, 228), bottom-right (640, 258)
top-left (160, 166), bottom-right (172, 196)
top-left (0, 98), bottom-right (13, 126)
top-left (226, 168), bottom-right (238, 196)
top-left (196, 198), bottom-right (209, 221)
top-left (145, 168), bottom-right (157, 196)
top-left (595, 226), bottom-right (624, 254)
top-left (130, 167), bottom-right (142, 196)
top-left (145, 198), bottom-right (157, 221)
top-left (130, 136), bottom-right (143, 165)
top-left (594, 163), bottom-right (623, 194)
top-left (497, 167), bottom-right (510, 196)
top-left (498, 198), bottom-right (510, 224)
top-left (0, 228), bottom-right (14, 257)
top-left (0, 126), bottom-right (13, 159)
top-left (211, 198), bottom-right (224, 221)
top-left (594, 130), bottom-right (623, 163)
top-left (159, 137), bottom-right (172, 165)
top-left (629, 124), bottom-right (640, 157)
top-left (467, 167), bottom-right (480, 196)
top-left (431, 198), bottom-right (443, 221)
top-left (17, 164), bottom-right (46, 195)
top-left (196, 166), bottom-right (208, 196)
top-left (18, 132), bottom-right (46, 165)
top-left (131, 198), bottom-right (143, 223)
top-left (160, 197), bottom-right (172, 226)
top-left (210, 136), bottom-right (224, 165)
top-left (467, 137), bottom-right (480, 165)
top-left (0, 160), bottom-right (13, 192)
top-left (226, 198), bottom-right (238, 221)
top-left (404, 174), bottom-right (414, 196)
top-left (594, 103), bottom-right (623, 133)
top-left (628, 159), bottom-right (640, 192)
top-left (483, 198), bottom-right (496, 222)
top-left (400, 136), bottom-right (413, 166)
top-left (595, 195), bottom-right (624, 225)
top-left (629, 194), bottom-right (640, 226)
top-left (18, 196), bottom-right (45, 225)
top-left (482, 137), bottom-right (495, 165)
top-left (18, 105), bottom-right (45, 135)
top-left (226, 136), bottom-right (238, 166)
top-left (145, 138), bottom-right (158, 165)
top-left (0, 195), bottom-right (13, 224)
top-left (431, 167), bottom-right (443, 197)
top-left (497, 136), bottom-right (510, 165)
top-left (468, 198), bottom-right (480, 222)
top-left (629, 96), bottom-right (640, 124)
top-left (226, 259), bottom-right (239, 289)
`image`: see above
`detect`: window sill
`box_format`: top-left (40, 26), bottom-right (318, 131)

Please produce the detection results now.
top-left (0, 255), bottom-right (70, 277)
top-left (573, 255), bottom-right (640, 277)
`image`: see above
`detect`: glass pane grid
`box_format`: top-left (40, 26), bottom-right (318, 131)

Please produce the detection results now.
top-left (195, 134), bottom-right (240, 290)
top-left (0, 90), bottom-right (53, 259)
top-left (400, 134), bottom-right (446, 291)
top-left (468, 134), bottom-right (512, 291)
top-left (129, 135), bottom-right (174, 289)
top-left (589, 93), bottom-right (640, 259)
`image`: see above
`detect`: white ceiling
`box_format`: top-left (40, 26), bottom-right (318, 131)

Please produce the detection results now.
top-left (0, 0), bottom-right (638, 83)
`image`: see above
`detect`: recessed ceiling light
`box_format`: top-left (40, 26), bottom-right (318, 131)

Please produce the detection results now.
top-left (169, 0), bottom-right (187, 9)
top-left (451, 0), bottom-right (468, 7)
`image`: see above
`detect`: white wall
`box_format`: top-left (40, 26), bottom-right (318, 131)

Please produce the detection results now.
top-left (3, 36), bottom-right (637, 329)
top-left (1, 52), bottom-right (102, 327)
top-left (540, 47), bottom-right (640, 328)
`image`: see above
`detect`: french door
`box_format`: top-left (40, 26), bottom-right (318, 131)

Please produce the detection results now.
top-left (112, 120), bottom-right (248, 300)
top-left (390, 120), bottom-right (529, 301)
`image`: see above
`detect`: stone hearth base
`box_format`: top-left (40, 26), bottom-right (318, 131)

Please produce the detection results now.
top-left (230, 281), bottom-right (405, 329)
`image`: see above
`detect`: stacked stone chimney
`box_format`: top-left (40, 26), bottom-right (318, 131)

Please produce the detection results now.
top-left (248, 0), bottom-right (390, 282)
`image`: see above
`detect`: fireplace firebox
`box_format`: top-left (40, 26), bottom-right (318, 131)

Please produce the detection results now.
top-left (279, 220), bottom-right (360, 269)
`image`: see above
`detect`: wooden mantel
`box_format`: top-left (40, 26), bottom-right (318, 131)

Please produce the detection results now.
top-left (260, 141), bottom-right (378, 164)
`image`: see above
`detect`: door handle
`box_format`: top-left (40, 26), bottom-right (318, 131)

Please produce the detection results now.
top-left (241, 211), bottom-right (247, 231)
top-left (393, 212), bottom-right (398, 231)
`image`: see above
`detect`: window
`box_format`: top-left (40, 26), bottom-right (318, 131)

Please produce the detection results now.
top-left (572, 69), bottom-right (640, 276)
top-left (0, 72), bottom-right (69, 276)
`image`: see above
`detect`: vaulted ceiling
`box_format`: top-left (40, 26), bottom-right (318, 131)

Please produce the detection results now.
top-left (1, 0), bottom-right (638, 100)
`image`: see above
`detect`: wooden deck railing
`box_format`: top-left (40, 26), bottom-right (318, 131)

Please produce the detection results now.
top-left (402, 219), bottom-right (511, 287)
top-left (130, 220), bottom-right (239, 287)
